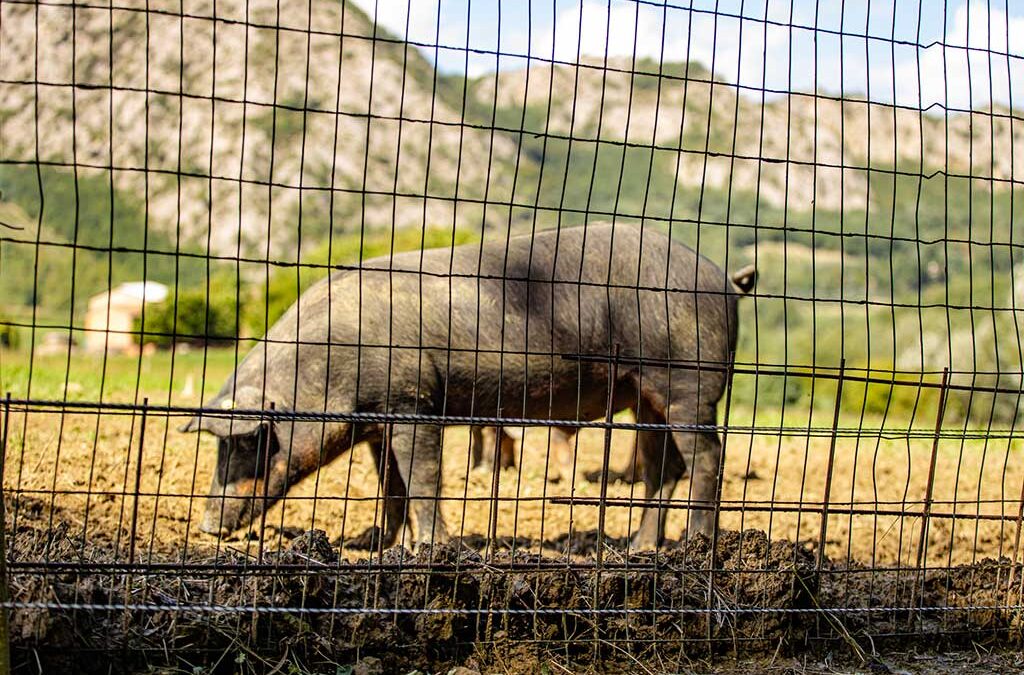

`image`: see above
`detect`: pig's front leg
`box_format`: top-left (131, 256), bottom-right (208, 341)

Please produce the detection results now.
top-left (348, 438), bottom-right (407, 551)
top-left (390, 422), bottom-right (449, 548)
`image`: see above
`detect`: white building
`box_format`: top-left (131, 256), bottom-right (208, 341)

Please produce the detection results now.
top-left (83, 281), bottom-right (168, 353)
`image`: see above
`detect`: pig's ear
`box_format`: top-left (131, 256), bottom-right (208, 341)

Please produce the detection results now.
top-left (179, 386), bottom-right (272, 437)
top-left (730, 264), bottom-right (757, 295)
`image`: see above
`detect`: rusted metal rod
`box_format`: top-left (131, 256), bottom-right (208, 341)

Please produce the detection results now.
top-left (0, 393), bottom-right (12, 675)
top-left (817, 359), bottom-right (846, 571)
top-left (916, 368), bottom-right (950, 571)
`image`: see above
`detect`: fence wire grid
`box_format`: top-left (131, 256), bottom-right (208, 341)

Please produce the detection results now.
top-left (1, 0), bottom-right (1024, 672)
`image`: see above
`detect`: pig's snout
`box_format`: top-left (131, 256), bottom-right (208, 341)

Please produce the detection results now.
top-left (199, 505), bottom-right (233, 537)
top-left (200, 478), bottom-right (266, 537)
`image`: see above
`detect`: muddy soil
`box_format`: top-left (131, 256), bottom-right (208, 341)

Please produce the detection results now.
top-left (4, 495), bottom-right (1022, 674)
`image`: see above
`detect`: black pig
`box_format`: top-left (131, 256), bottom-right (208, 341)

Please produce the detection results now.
top-left (182, 223), bottom-right (754, 549)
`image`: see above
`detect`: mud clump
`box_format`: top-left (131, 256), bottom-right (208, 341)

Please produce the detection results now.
top-left (818, 555), bottom-right (1024, 647)
top-left (4, 497), bottom-right (1022, 673)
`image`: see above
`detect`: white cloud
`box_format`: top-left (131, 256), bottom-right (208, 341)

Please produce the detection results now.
top-left (887, 1), bottom-right (1024, 109)
top-left (534, 0), bottom-right (786, 92)
top-left (348, 0), bottom-right (441, 44)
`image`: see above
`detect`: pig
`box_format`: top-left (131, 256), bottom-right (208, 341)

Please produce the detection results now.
top-left (182, 222), bottom-right (754, 549)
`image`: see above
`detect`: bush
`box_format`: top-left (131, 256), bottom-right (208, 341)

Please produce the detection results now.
top-left (0, 315), bottom-right (18, 349)
top-left (136, 279), bottom-right (240, 347)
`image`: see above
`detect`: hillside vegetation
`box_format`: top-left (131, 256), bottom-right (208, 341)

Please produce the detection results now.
top-left (2, 0), bottom-right (1023, 424)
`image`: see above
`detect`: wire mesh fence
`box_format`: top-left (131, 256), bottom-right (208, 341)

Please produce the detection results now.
top-left (1, 0), bottom-right (1023, 671)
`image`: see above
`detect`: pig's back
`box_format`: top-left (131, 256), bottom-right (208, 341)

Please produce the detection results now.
top-left (359, 223), bottom-right (725, 294)
top-left (352, 223), bottom-right (735, 362)
top-left (271, 223), bottom-right (735, 418)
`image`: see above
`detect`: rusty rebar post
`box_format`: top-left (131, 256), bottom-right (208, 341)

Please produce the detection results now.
top-left (123, 397), bottom-right (148, 639)
top-left (707, 352), bottom-right (737, 655)
top-left (909, 367), bottom-right (950, 632)
top-left (817, 359), bottom-right (846, 571)
top-left (376, 422), bottom-right (393, 561)
top-left (1007, 471), bottom-right (1024, 616)
top-left (127, 397), bottom-right (148, 567)
top-left (487, 408), bottom-right (504, 556)
top-left (916, 368), bottom-right (950, 571)
top-left (257, 402), bottom-right (275, 563)
top-left (596, 343), bottom-right (621, 565)
top-left (813, 360), bottom-right (846, 640)
top-left (482, 411), bottom-right (506, 652)
top-left (592, 343), bottom-right (620, 663)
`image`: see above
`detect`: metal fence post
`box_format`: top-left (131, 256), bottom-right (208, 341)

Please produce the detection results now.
top-left (593, 342), bottom-right (621, 663)
top-left (708, 353), bottom-right (736, 655)
top-left (910, 368), bottom-right (950, 632)
top-left (487, 408), bottom-right (504, 554)
top-left (123, 397), bottom-right (149, 640)
top-left (596, 342), bottom-right (621, 564)
top-left (1009, 473), bottom-right (1024, 623)
top-left (127, 397), bottom-right (148, 567)
top-left (257, 402), bottom-right (275, 563)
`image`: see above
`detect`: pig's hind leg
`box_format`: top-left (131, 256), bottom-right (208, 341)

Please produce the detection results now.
top-left (674, 409), bottom-right (722, 539)
top-left (630, 403), bottom-right (685, 550)
top-left (634, 373), bottom-right (725, 541)
top-left (664, 384), bottom-right (724, 540)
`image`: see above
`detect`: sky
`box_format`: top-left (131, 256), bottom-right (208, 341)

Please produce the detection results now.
top-left (349, 0), bottom-right (1024, 111)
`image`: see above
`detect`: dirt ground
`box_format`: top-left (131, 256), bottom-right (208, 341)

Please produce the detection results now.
top-left (3, 405), bottom-right (1022, 569)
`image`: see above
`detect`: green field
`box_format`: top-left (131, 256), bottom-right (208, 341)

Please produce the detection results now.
top-left (0, 347), bottom-right (240, 404)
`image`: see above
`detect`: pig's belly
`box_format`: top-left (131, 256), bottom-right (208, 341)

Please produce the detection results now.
top-left (435, 357), bottom-right (616, 423)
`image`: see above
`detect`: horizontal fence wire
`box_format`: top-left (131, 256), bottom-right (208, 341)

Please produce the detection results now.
top-left (3, 601), bottom-right (1023, 617)
top-left (5, 398), bottom-right (1024, 440)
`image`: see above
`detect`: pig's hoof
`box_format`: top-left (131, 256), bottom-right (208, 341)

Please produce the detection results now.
top-left (345, 525), bottom-right (388, 551)
top-left (629, 534), bottom-right (661, 551)
top-left (583, 468), bottom-right (628, 484)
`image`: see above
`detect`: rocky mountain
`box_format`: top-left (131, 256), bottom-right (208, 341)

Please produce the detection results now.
top-left (2, 1), bottom-right (1022, 306)
top-left (0, 0), bottom-right (521, 259)
top-left (4, 0), bottom-right (1020, 258)
top-left (2, 0), bottom-right (1023, 420)
top-left (468, 55), bottom-right (1023, 216)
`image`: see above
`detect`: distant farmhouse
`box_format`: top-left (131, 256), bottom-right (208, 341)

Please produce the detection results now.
top-left (84, 281), bottom-right (168, 353)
